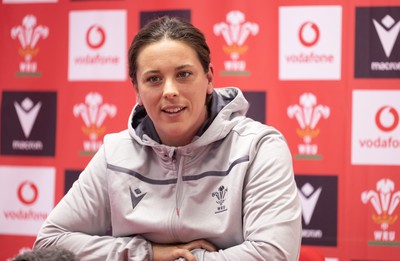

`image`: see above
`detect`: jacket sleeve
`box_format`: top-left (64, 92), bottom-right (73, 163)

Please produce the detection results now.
top-left (195, 131), bottom-right (302, 261)
top-left (33, 145), bottom-right (152, 261)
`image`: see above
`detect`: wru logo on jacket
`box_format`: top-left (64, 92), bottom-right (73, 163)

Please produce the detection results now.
top-left (212, 185), bottom-right (228, 214)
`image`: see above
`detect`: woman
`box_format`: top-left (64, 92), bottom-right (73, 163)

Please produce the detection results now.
top-left (34, 16), bottom-right (302, 261)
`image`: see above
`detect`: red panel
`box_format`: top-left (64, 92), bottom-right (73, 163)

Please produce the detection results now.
top-left (1, 0), bottom-right (400, 260)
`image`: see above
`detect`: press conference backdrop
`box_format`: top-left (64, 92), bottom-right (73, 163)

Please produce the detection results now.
top-left (0, 0), bottom-right (399, 260)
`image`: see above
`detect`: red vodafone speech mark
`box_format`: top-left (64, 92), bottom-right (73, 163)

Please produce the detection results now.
top-left (86, 25), bottom-right (106, 49)
top-left (17, 181), bottom-right (38, 205)
top-left (299, 22), bottom-right (320, 47)
top-left (375, 106), bottom-right (399, 132)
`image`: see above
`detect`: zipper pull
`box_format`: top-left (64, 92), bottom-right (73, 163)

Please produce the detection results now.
top-left (171, 150), bottom-right (177, 163)
top-left (176, 207), bottom-right (180, 217)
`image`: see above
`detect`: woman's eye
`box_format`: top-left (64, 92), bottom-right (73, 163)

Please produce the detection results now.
top-left (147, 76), bottom-right (161, 83)
top-left (177, 71), bottom-right (192, 78)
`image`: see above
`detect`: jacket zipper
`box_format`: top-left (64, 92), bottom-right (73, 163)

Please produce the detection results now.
top-left (172, 150), bottom-right (181, 217)
top-left (170, 149), bottom-right (182, 241)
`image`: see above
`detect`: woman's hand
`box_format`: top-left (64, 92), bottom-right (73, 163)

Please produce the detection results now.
top-left (152, 239), bottom-right (217, 261)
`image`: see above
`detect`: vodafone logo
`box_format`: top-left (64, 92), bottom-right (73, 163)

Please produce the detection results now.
top-left (279, 6), bottom-right (342, 80)
top-left (86, 25), bottom-right (106, 49)
top-left (69, 10), bottom-right (127, 81)
top-left (299, 21), bottom-right (320, 47)
top-left (0, 166), bottom-right (55, 235)
top-left (375, 106), bottom-right (399, 132)
top-left (17, 181), bottom-right (38, 205)
top-left (352, 90), bottom-right (400, 165)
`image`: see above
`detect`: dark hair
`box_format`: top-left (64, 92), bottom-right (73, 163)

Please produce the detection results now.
top-left (12, 247), bottom-right (79, 261)
top-left (128, 16), bottom-right (211, 85)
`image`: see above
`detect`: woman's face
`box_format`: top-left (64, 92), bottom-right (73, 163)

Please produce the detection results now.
top-left (135, 39), bottom-right (214, 146)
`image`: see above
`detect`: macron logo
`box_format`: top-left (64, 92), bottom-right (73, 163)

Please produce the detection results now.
top-left (130, 187), bottom-right (146, 210)
top-left (299, 183), bottom-right (322, 225)
top-left (14, 98), bottom-right (42, 138)
top-left (373, 15), bottom-right (400, 58)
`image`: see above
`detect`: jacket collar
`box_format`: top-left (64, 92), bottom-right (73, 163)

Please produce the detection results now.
top-left (128, 87), bottom-right (248, 148)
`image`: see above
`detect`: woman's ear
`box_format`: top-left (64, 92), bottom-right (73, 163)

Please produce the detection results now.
top-left (206, 64), bottom-right (214, 94)
top-left (136, 95), bottom-right (143, 106)
top-left (134, 85), bottom-right (143, 105)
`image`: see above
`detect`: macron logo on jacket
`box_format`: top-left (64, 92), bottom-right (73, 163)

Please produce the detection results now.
top-left (130, 187), bottom-right (146, 209)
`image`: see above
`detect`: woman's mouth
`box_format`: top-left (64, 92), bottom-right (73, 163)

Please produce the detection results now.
top-left (162, 107), bottom-right (185, 114)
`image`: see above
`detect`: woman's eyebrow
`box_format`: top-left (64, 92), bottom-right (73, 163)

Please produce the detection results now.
top-left (175, 64), bottom-right (194, 70)
top-left (142, 69), bottom-right (160, 75)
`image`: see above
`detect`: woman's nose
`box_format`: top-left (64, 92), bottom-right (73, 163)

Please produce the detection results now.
top-left (163, 79), bottom-right (179, 99)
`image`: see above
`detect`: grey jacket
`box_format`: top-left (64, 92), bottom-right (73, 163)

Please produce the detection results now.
top-left (34, 87), bottom-right (302, 260)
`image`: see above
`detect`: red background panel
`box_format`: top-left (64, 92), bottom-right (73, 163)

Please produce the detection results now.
top-left (1, 0), bottom-right (400, 260)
